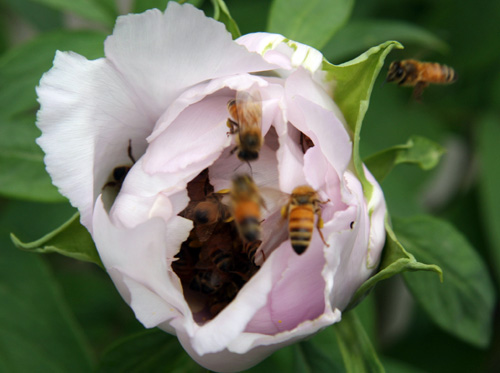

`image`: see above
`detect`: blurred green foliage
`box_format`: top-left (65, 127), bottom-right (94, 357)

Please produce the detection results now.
top-left (0, 0), bottom-right (499, 372)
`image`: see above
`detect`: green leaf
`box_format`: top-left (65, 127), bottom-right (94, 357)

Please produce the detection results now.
top-left (268, 0), bottom-right (354, 50)
top-left (292, 340), bottom-right (341, 373)
top-left (0, 30), bottom-right (107, 119)
top-left (323, 19), bottom-right (448, 62)
top-left (98, 329), bottom-right (204, 373)
top-left (323, 40), bottom-right (402, 200)
top-left (0, 115), bottom-right (65, 201)
top-left (0, 220), bottom-right (94, 371)
top-left (211, 0), bottom-right (241, 39)
top-left (333, 310), bottom-right (384, 373)
top-left (477, 114), bottom-right (500, 287)
top-left (349, 215), bottom-right (442, 308)
top-left (364, 135), bottom-right (445, 182)
top-left (3, 0), bottom-right (63, 32)
top-left (133, 0), bottom-right (169, 12)
top-left (394, 215), bottom-right (496, 348)
top-left (29, 0), bottom-right (117, 27)
top-left (11, 212), bottom-right (103, 267)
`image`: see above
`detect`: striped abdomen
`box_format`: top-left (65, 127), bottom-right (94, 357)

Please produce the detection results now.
top-left (234, 200), bottom-right (261, 242)
top-left (420, 62), bottom-right (457, 84)
top-left (289, 205), bottom-right (315, 255)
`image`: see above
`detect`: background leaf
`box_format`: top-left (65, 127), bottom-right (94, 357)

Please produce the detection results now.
top-left (477, 114), bottom-right (500, 287)
top-left (0, 115), bottom-right (65, 201)
top-left (3, 0), bottom-right (63, 32)
top-left (0, 201), bottom-right (94, 372)
top-left (394, 215), bottom-right (495, 347)
top-left (364, 135), bottom-right (445, 182)
top-left (267, 0), bottom-right (354, 50)
top-left (323, 19), bottom-right (448, 63)
top-left (333, 310), bottom-right (384, 373)
top-left (11, 212), bottom-right (102, 267)
top-left (97, 329), bottom-right (204, 373)
top-left (0, 30), bottom-right (106, 119)
top-left (29, 0), bottom-right (117, 28)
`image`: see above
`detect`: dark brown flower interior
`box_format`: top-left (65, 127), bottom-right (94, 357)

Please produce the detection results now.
top-left (174, 169), bottom-right (260, 320)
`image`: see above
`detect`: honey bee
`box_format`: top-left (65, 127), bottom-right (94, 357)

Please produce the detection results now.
top-left (103, 139), bottom-right (135, 190)
top-left (231, 174), bottom-right (265, 243)
top-left (386, 59), bottom-right (457, 100)
top-left (192, 193), bottom-right (231, 242)
top-left (281, 185), bottom-right (329, 255)
top-left (227, 90), bottom-right (263, 162)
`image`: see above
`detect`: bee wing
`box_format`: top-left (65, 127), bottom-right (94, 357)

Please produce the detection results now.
top-left (259, 187), bottom-right (289, 216)
top-left (235, 90), bottom-right (262, 130)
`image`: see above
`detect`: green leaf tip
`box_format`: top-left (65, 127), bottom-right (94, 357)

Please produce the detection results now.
top-left (11, 212), bottom-right (103, 268)
top-left (322, 40), bottom-right (403, 202)
top-left (211, 0), bottom-right (241, 39)
top-left (365, 135), bottom-right (446, 183)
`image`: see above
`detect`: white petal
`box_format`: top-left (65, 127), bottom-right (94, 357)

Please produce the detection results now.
top-left (104, 3), bottom-right (276, 120)
top-left (36, 51), bottom-right (153, 231)
top-left (92, 198), bottom-right (194, 329)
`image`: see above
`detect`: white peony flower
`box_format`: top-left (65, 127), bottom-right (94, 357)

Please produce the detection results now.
top-left (36, 3), bottom-right (386, 371)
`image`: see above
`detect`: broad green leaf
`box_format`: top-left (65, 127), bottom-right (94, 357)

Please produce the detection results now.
top-left (133, 0), bottom-right (205, 13)
top-left (0, 115), bottom-right (64, 201)
top-left (477, 114), bottom-right (500, 287)
top-left (364, 135), bottom-right (445, 182)
top-left (323, 19), bottom-right (448, 63)
top-left (323, 41), bottom-right (403, 199)
top-left (0, 218), bottom-right (94, 372)
top-left (211, 0), bottom-right (241, 39)
top-left (3, 0), bottom-right (63, 32)
top-left (0, 30), bottom-right (107, 119)
top-left (394, 215), bottom-right (495, 348)
top-left (30, 0), bottom-right (116, 27)
top-left (11, 212), bottom-right (103, 267)
top-left (349, 215), bottom-right (442, 308)
top-left (333, 310), bottom-right (384, 373)
top-left (268, 0), bottom-right (354, 50)
top-left (97, 329), bottom-right (204, 373)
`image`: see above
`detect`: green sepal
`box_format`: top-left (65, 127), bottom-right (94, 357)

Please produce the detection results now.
top-left (348, 215), bottom-right (442, 308)
top-left (364, 135), bottom-right (445, 182)
top-left (11, 213), bottom-right (103, 268)
top-left (323, 41), bottom-right (403, 200)
top-left (333, 310), bottom-right (384, 373)
top-left (211, 0), bottom-right (241, 39)
top-left (395, 215), bottom-right (496, 348)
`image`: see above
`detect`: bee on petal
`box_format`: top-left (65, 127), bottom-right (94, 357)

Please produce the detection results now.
top-left (386, 59), bottom-right (457, 100)
top-left (281, 185), bottom-right (329, 255)
top-left (227, 90), bottom-right (263, 162)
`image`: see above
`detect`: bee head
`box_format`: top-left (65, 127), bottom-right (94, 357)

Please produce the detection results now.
top-left (386, 61), bottom-right (406, 83)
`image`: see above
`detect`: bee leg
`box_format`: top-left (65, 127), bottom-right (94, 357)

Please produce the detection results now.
top-left (226, 118), bottom-right (239, 135)
top-left (127, 139), bottom-right (136, 163)
top-left (316, 213), bottom-right (330, 247)
top-left (280, 204), bottom-right (289, 219)
top-left (412, 82), bottom-right (428, 102)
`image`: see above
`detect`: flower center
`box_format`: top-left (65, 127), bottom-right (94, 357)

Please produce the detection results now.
top-left (173, 169), bottom-right (261, 320)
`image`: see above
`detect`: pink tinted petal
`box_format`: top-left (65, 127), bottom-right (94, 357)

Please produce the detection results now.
top-left (93, 198), bottom-right (193, 323)
top-left (276, 127), bottom-right (307, 193)
top-left (143, 94), bottom-right (231, 174)
top-left (285, 70), bottom-right (352, 179)
top-left (105, 3), bottom-right (276, 119)
top-left (365, 166), bottom-right (387, 268)
top-left (36, 51), bottom-right (152, 231)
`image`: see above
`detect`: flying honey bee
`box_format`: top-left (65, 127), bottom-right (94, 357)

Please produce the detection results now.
top-left (281, 185), bottom-right (329, 255)
top-left (227, 90), bottom-right (263, 162)
top-left (386, 59), bottom-right (457, 100)
top-left (103, 139), bottom-right (135, 190)
top-left (230, 174), bottom-right (265, 243)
